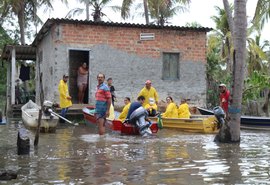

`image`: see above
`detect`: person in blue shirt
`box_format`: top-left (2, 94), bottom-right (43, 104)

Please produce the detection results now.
top-left (126, 96), bottom-right (145, 120)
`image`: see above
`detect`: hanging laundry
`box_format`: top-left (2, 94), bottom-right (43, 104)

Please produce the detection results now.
top-left (19, 64), bottom-right (30, 82)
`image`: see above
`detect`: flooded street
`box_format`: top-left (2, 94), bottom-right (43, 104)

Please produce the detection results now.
top-left (1, 120), bottom-right (270, 185)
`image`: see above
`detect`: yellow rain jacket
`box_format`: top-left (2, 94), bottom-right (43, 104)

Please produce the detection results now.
top-left (178, 103), bottom-right (191, 118)
top-left (138, 87), bottom-right (159, 107)
top-left (108, 104), bottom-right (115, 120)
top-left (58, 79), bottom-right (72, 108)
top-left (118, 102), bottom-right (131, 122)
top-left (144, 103), bottom-right (158, 115)
top-left (162, 102), bottom-right (178, 118)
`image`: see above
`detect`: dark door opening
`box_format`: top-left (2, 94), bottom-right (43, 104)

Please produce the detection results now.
top-left (69, 50), bottom-right (89, 104)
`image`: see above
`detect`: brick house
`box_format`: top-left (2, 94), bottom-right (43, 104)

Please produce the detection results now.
top-left (3, 18), bottom-right (212, 109)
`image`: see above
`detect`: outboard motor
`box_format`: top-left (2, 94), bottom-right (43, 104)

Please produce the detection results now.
top-left (213, 106), bottom-right (225, 129)
top-left (130, 107), bottom-right (152, 136)
top-left (43, 100), bottom-right (54, 117)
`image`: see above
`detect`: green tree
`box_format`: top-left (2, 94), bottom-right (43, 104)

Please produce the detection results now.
top-left (253, 0), bottom-right (270, 29)
top-left (121, 0), bottom-right (190, 25)
top-left (66, 0), bottom-right (115, 22)
top-left (148, 0), bottom-right (190, 26)
top-left (185, 21), bottom-right (201, 28)
top-left (206, 33), bottom-right (230, 109)
top-left (121, 0), bottom-right (149, 24)
top-left (0, 25), bottom-right (14, 110)
top-left (0, 0), bottom-right (67, 44)
top-left (211, 5), bottom-right (233, 74)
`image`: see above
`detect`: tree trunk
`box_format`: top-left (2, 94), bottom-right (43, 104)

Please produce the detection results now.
top-left (262, 88), bottom-right (270, 117)
top-left (86, 1), bottom-right (90, 20)
top-left (18, 8), bottom-right (25, 45)
top-left (225, 37), bottom-right (232, 73)
top-left (143, 0), bottom-right (149, 25)
top-left (223, 0), bottom-right (234, 39)
top-left (229, 0), bottom-right (246, 142)
top-left (217, 0), bottom-right (247, 143)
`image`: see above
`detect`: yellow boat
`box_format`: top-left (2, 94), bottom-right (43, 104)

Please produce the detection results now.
top-left (150, 115), bottom-right (219, 134)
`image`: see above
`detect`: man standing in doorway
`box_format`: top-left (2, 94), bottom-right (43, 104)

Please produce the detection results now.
top-left (95, 73), bottom-right (112, 135)
top-left (219, 83), bottom-right (230, 115)
top-left (58, 74), bottom-right (72, 123)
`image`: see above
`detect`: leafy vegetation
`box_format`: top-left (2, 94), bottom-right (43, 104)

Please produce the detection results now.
top-left (0, 25), bottom-right (13, 111)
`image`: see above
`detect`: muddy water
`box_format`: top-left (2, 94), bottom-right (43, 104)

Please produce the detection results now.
top-left (1, 119), bottom-right (270, 185)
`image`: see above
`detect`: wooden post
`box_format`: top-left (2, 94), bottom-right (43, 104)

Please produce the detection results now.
top-left (11, 47), bottom-right (16, 105)
top-left (17, 128), bottom-right (30, 155)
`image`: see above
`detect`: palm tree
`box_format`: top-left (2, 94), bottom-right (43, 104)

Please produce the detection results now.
top-left (211, 5), bottom-right (233, 73)
top-left (247, 35), bottom-right (269, 75)
top-left (66, 0), bottom-right (114, 22)
top-left (252, 0), bottom-right (270, 117)
top-left (148, 0), bottom-right (190, 26)
top-left (0, 0), bottom-right (67, 44)
top-left (121, 0), bottom-right (149, 24)
top-left (215, 0), bottom-right (247, 143)
top-left (253, 0), bottom-right (270, 30)
top-left (121, 0), bottom-right (190, 25)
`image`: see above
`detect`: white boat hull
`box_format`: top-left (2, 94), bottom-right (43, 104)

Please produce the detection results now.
top-left (21, 100), bottom-right (58, 132)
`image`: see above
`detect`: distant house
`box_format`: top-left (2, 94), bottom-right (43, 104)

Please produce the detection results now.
top-left (2, 18), bottom-right (211, 109)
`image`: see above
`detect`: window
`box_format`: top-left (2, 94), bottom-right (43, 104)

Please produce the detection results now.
top-left (162, 53), bottom-right (179, 80)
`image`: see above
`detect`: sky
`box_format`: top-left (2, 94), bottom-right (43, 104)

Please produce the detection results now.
top-left (38, 0), bottom-right (269, 40)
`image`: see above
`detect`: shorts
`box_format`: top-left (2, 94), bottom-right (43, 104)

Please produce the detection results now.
top-left (95, 112), bottom-right (106, 120)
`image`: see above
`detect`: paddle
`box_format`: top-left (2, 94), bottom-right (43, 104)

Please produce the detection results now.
top-left (48, 109), bottom-right (79, 126)
top-left (34, 73), bottom-right (44, 147)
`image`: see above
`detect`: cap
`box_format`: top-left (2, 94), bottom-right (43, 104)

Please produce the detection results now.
top-left (145, 80), bottom-right (152, 84)
top-left (63, 73), bottom-right (69, 78)
top-left (219, 83), bottom-right (226, 87)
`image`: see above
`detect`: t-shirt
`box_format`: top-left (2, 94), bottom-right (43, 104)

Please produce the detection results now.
top-left (126, 102), bottom-right (142, 120)
top-left (220, 90), bottom-right (230, 112)
top-left (95, 83), bottom-right (111, 114)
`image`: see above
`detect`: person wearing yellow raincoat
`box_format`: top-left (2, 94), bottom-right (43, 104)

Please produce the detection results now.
top-left (162, 96), bottom-right (178, 118)
top-left (178, 99), bottom-right (191, 118)
top-left (58, 74), bottom-right (72, 123)
top-left (144, 98), bottom-right (158, 116)
top-left (118, 97), bottom-right (131, 122)
top-left (138, 80), bottom-right (159, 107)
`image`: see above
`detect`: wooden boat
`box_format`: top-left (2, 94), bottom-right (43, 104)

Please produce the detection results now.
top-left (82, 106), bottom-right (158, 135)
top-left (197, 107), bottom-right (270, 130)
top-left (150, 115), bottom-right (218, 134)
top-left (21, 100), bottom-right (59, 133)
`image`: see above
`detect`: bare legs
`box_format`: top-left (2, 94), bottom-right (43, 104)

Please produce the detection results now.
top-left (97, 118), bottom-right (106, 135)
top-left (78, 84), bottom-right (87, 104)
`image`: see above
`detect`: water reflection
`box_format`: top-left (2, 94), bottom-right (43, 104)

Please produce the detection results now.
top-left (1, 120), bottom-right (270, 184)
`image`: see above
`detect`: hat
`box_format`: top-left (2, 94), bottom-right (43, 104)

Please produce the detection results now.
top-left (219, 83), bottom-right (226, 87)
top-left (63, 73), bottom-right (69, 78)
top-left (145, 80), bottom-right (152, 84)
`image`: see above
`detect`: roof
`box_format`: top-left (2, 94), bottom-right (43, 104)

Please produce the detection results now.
top-left (1, 44), bottom-right (36, 61)
top-left (32, 18), bottom-right (213, 46)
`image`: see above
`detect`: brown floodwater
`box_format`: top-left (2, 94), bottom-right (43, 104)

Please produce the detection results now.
top-left (1, 118), bottom-right (270, 185)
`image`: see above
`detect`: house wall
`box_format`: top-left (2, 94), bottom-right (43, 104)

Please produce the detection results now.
top-left (41, 23), bottom-right (208, 107)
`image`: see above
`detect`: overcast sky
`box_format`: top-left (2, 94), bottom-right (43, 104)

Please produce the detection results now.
top-left (38, 0), bottom-right (269, 40)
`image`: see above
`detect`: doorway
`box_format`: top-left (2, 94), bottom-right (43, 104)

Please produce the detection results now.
top-left (69, 50), bottom-right (90, 104)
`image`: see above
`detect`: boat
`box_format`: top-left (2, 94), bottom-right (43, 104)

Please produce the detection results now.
top-left (21, 100), bottom-right (59, 133)
top-left (0, 117), bottom-right (6, 125)
top-left (197, 107), bottom-right (270, 130)
top-left (150, 115), bottom-right (218, 134)
top-left (82, 106), bottom-right (158, 135)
